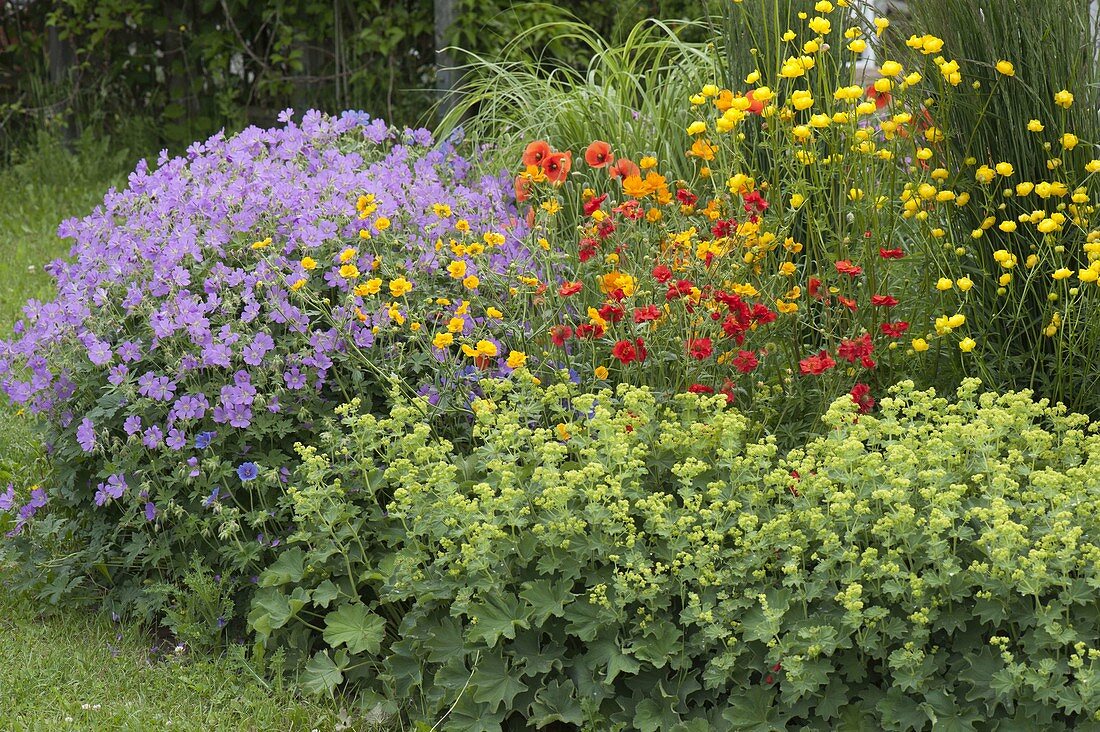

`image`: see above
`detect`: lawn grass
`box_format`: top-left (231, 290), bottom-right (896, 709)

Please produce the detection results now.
top-left (0, 133), bottom-right (367, 731)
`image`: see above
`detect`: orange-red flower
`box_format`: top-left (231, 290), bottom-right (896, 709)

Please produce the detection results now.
top-left (522, 140), bottom-right (551, 167)
top-left (745, 89), bottom-right (765, 115)
top-left (865, 84), bottom-right (891, 110)
top-left (558, 281), bottom-right (583, 297)
top-left (799, 350), bottom-right (836, 375)
top-left (584, 140), bottom-right (614, 168)
top-left (542, 151), bottom-right (572, 184)
top-left (686, 337), bottom-right (713, 360)
top-left (608, 157), bottom-right (641, 180)
top-left (514, 175), bottom-right (533, 203)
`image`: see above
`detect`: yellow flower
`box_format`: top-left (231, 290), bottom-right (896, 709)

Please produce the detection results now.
top-left (389, 277), bottom-right (413, 297)
top-left (639, 156), bottom-right (658, 169)
top-left (433, 332), bottom-right (454, 349)
top-left (779, 262), bottom-right (797, 276)
top-left (948, 313), bottom-right (966, 328)
top-left (483, 232), bottom-right (505, 247)
top-left (744, 70), bottom-right (761, 84)
top-left (1055, 89), bottom-right (1075, 109)
top-left (880, 60), bottom-right (902, 77)
top-left (540, 199), bottom-right (561, 215)
top-left (1079, 267), bottom-right (1100, 282)
top-left (957, 276), bottom-right (974, 292)
top-left (339, 264), bottom-right (360, 279)
top-left (1086, 160), bottom-right (1100, 173)
top-left (339, 247), bottom-right (358, 263)
top-left (447, 317), bottom-right (465, 333)
top-left (375, 216), bottom-right (391, 231)
top-left (995, 60), bottom-right (1015, 76)
top-left (456, 219), bottom-right (470, 233)
top-left (462, 275), bottom-right (480, 290)
top-left (358, 278), bottom-right (381, 295)
top-left (432, 203), bottom-right (453, 218)
top-left (848, 39), bottom-right (867, 53)
top-left (387, 303), bottom-right (405, 326)
top-left (251, 237), bottom-right (271, 250)
top-left (874, 17), bottom-right (889, 35)
top-left (1053, 268), bottom-right (1073, 280)
top-left (447, 260), bottom-right (467, 279)
top-left (959, 337), bottom-right (976, 352)
top-left (486, 307), bottom-right (503, 319)
top-left (995, 162), bottom-right (1014, 177)
top-left (1062, 133), bottom-right (1079, 150)
top-left (686, 121), bottom-right (707, 135)
top-left (776, 299), bottom-right (798, 314)
top-left (599, 271), bottom-right (637, 296)
top-left (808, 16), bottom-right (831, 35)
top-left (936, 277), bottom-right (953, 291)
top-left (999, 220), bottom-right (1018, 233)
top-left (912, 338), bottom-right (929, 352)
top-left (300, 256), bottom-right (317, 271)
top-left (475, 340), bottom-right (498, 357)
top-left (594, 365), bottom-right (609, 380)
top-left (290, 278), bottom-right (306, 291)
top-left (506, 351), bottom-right (527, 369)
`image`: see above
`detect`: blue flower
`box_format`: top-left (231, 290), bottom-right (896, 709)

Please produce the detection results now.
top-left (236, 462), bottom-right (259, 482)
top-left (194, 431), bottom-right (216, 449)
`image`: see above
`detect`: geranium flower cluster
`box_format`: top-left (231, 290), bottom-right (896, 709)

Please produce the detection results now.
top-left (0, 111), bottom-right (525, 599)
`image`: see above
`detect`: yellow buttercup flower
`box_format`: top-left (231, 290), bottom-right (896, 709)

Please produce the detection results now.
top-left (486, 307), bottom-right (503, 318)
top-left (686, 121), bottom-right (707, 136)
top-left (290, 278), bottom-right (306, 291)
top-left (447, 317), bottom-right (465, 333)
top-left (462, 275), bottom-right (480, 290)
top-left (936, 277), bottom-right (953, 291)
top-left (389, 277), bottom-right (413, 297)
top-left (912, 338), bottom-right (929, 352)
top-left (433, 332), bottom-right (454, 349)
top-left (300, 256), bottom-right (317, 271)
top-left (447, 260), bottom-right (467, 279)
top-left (339, 247), bottom-right (357, 263)
top-left (594, 366), bottom-right (609, 380)
top-left (506, 351), bottom-right (527, 369)
top-left (1027, 119), bottom-right (1044, 132)
top-left (339, 264), bottom-right (360, 279)
top-left (995, 60), bottom-right (1015, 76)
top-left (959, 337), bottom-right (976, 352)
top-left (1055, 89), bottom-right (1074, 109)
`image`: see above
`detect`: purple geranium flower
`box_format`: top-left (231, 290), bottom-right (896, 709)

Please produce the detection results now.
top-left (236, 462), bottom-right (259, 482)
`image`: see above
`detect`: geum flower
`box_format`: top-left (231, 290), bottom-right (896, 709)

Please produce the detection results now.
top-left (611, 338), bottom-right (647, 365)
top-left (542, 152), bottom-right (572, 184)
top-left (799, 350), bottom-right (836, 375)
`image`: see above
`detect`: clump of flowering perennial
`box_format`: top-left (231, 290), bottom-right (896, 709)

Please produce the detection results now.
top-left (0, 110), bottom-right (525, 614)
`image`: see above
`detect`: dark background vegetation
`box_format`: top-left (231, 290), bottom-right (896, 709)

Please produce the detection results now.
top-left (0, 0), bottom-right (703, 159)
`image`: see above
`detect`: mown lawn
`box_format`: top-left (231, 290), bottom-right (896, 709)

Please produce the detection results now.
top-left (0, 136), bottom-right (363, 731)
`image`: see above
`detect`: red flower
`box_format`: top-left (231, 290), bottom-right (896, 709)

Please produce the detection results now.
top-left (612, 338), bottom-right (646, 364)
top-left (578, 238), bottom-right (598, 262)
top-left (837, 295), bottom-right (858, 311)
top-left (549, 324), bottom-right (573, 347)
top-left (850, 382), bottom-right (875, 413)
top-left (880, 321), bottom-right (910, 338)
top-left (613, 200), bottom-right (643, 220)
top-left (835, 260), bottom-right (863, 277)
top-left (608, 158), bottom-right (641, 180)
top-left (633, 304), bottom-right (661, 323)
top-left (745, 89), bottom-right (765, 115)
top-left (598, 302), bottom-right (625, 323)
top-left (808, 277), bottom-right (823, 299)
top-left (870, 294), bottom-right (898, 307)
top-left (732, 350), bottom-right (759, 373)
top-left (583, 193), bottom-right (608, 216)
top-left (838, 333), bottom-right (873, 364)
top-left (799, 350), bottom-right (836, 376)
top-left (866, 84), bottom-right (891, 110)
top-left (751, 303), bottom-right (777, 325)
top-left (665, 279), bottom-right (695, 300)
top-left (676, 188), bottom-right (698, 207)
top-left (686, 337), bottom-right (713, 360)
top-left (522, 140), bottom-right (551, 167)
top-left (584, 140), bottom-right (614, 168)
top-left (597, 219), bottom-right (616, 240)
top-left (541, 151), bottom-right (572, 184)
top-left (688, 383), bottom-right (714, 394)
top-left (558, 281), bottom-right (583, 297)
top-left (652, 264), bottom-right (673, 283)
top-left (742, 190), bottom-right (769, 219)
top-left (719, 379), bottom-right (736, 404)
top-left (879, 247), bottom-right (905, 259)
top-left (575, 323), bottom-right (605, 340)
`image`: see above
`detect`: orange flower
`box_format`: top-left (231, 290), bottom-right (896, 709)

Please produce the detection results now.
top-left (522, 140), bottom-right (551, 167)
top-left (542, 151), bottom-right (572, 184)
top-left (514, 175), bottom-right (533, 203)
top-left (584, 140), bottom-right (614, 168)
top-left (609, 158), bottom-right (641, 180)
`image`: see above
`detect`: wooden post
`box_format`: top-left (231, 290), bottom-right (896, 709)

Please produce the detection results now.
top-left (46, 23), bottom-right (76, 145)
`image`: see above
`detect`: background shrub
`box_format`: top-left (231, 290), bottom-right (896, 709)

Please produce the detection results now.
top-left (261, 376), bottom-right (1100, 729)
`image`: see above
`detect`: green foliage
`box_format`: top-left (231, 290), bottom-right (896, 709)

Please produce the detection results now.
top-left (907, 0), bottom-right (1100, 416)
top-left (257, 376), bottom-right (1100, 729)
top-left (147, 557), bottom-right (236, 655)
